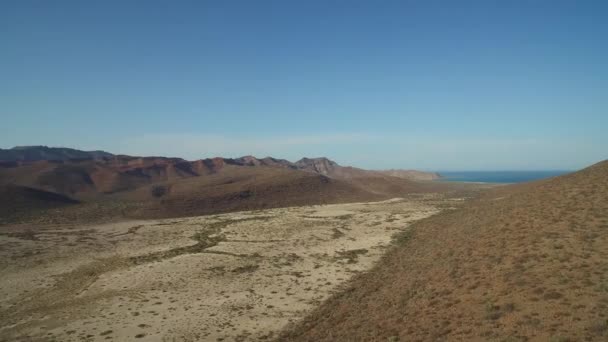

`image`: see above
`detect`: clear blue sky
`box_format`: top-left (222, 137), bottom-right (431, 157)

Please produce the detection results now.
top-left (1, 0), bottom-right (607, 170)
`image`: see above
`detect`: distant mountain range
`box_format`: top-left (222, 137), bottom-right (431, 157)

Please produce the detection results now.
top-left (0, 145), bottom-right (441, 181)
top-left (0, 145), bottom-right (446, 224)
top-left (0, 146), bottom-right (113, 162)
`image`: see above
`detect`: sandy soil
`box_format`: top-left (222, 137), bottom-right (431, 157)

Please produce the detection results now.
top-left (0, 195), bottom-right (452, 341)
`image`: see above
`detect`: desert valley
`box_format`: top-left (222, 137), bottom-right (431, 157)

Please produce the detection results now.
top-left (0, 146), bottom-right (483, 341)
top-left (0, 146), bottom-right (607, 341)
top-left (3, 2), bottom-right (607, 341)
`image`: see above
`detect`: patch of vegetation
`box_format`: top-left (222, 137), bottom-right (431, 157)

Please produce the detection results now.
top-left (334, 249), bottom-right (368, 263)
top-left (588, 319), bottom-right (608, 336)
top-left (207, 216), bottom-right (274, 230)
top-left (484, 301), bottom-right (515, 320)
top-left (392, 229), bottom-right (414, 245)
top-left (152, 220), bottom-right (184, 226)
top-left (191, 229), bottom-right (224, 246)
top-left (150, 185), bottom-right (168, 198)
top-left (0, 230), bottom-right (39, 241)
top-left (206, 266), bottom-right (226, 275)
top-left (331, 227), bottom-right (345, 239)
top-left (542, 291), bottom-right (563, 300)
top-left (130, 216), bottom-right (276, 265)
top-left (232, 264), bottom-right (259, 273)
top-left (549, 336), bottom-right (572, 342)
top-left (271, 253), bottom-right (302, 267)
top-left (385, 215), bottom-right (398, 223)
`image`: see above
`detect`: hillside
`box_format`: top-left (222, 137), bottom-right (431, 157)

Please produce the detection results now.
top-left (281, 160), bottom-right (608, 341)
top-left (0, 156), bottom-right (415, 199)
top-left (0, 150), bottom-right (467, 224)
top-left (0, 185), bottom-right (79, 222)
top-left (295, 157), bottom-right (441, 181)
top-left (122, 165), bottom-right (385, 219)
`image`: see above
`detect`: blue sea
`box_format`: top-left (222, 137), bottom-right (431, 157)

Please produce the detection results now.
top-left (438, 170), bottom-right (571, 184)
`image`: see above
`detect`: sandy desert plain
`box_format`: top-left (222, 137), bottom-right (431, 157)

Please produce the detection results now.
top-left (0, 194), bottom-right (463, 341)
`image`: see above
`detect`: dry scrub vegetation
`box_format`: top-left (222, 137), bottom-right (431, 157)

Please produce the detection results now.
top-left (0, 195), bottom-right (457, 341)
top-left (281, 160), bottom-right (608, 341)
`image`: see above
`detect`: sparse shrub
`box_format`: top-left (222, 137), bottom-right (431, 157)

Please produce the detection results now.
top-left (543, 291), bottom-right (563, 300)
top-left (334, 249), bottom-right (368, 263)
top-left (151, 185), bottom-right (167, 198)
top-left (331, 227), bottom-right (345, 239)
top-left (549, 336), bottom-right (571, 342)
top-left (232, 264), bottom-right (259, 273)
top-left (392, 229), bottom-right (414, 245)
top-left (588, 319), bottom-right (608, 336)
top-left (484, 301), bottom-right (515, 320)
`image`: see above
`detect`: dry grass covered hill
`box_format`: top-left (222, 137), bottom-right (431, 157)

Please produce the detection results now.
top-left (0, 185), bottom-right (79, 220)
top-left (281, 160), bottom-right (608, 341)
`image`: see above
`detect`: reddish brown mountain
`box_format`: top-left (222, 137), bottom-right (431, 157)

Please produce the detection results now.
top-left (0, 151), bottom-right (443, 199)
top-left (0, 147), bottom-right (460, 224)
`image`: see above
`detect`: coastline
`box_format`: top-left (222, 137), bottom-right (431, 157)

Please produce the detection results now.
top-left (434, 170), bottom-right (571, 184)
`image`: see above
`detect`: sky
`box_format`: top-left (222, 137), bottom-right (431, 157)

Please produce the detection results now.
top-left (1, 0), bottom-right (607, 171)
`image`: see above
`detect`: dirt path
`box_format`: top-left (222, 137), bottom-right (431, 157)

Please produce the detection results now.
top-left (0, 196), bottom-right (453, 341)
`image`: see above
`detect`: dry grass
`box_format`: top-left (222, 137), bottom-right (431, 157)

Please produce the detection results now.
top-left (280, 160), bottom-right (608, 341)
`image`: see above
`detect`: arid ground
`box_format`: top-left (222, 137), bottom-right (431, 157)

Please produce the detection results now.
top-left (0, 195), bottom-right (461, 341)
top-left (281, 160), bottom-right (608, 342)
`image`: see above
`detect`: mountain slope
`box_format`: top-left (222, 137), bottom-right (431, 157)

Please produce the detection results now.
top-left (3, 164), bottom-right (398, 224)
top-left (281, 160), bottom-right (608, 341)
top-left (128, 165), bottom-right (381, 219)
top-left (0, 185), bottom-right (79, 223)
top-left (295, 157), bottom-right (441, 181)
top-left (0, 159), bottom-right (409, 223)
top-left (0, 148), bottom-right (462, 224)
top-left (0, 153), bottom-right (442, 201)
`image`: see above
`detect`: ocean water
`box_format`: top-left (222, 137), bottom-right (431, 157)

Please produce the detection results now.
top-left (438, 170), bottom-right (571, 184)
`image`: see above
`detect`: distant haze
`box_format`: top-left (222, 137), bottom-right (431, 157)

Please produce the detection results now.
top-left (438, 171), bottom-right (571, 183)
top-left (2, 1), bottom-right (607, 170)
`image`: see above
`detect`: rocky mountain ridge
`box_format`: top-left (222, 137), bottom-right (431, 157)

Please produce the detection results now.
top-left (0, 146), bottom-right (440, 182)
top-left (0, 147), bottom-right (470, 225)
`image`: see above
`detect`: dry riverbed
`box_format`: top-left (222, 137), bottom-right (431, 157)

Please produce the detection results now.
top-left (0, 195), bottom-right (454, 341)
